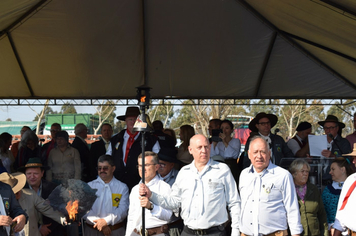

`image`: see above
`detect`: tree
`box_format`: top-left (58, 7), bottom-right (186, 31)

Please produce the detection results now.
top-left (60, 103), bottom-right (77, 114)
top-left (147, 100), bottom-right (174, 127)
top-left (33, 106), bottom-right (56, 121)
top-left (28, 99), bottom-right (50, 135)
top-left (5, 118), bottom-right (12, 121)
top-left (327, 99), bottom-right (356, 136)
top-left (93, 100), bottom-right (117, 135)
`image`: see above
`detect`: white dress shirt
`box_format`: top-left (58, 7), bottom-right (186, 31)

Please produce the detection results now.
top-left (85, 176), bottom-right (129, 226)
top-left (150, 159), bottom-right (241, 235)
top-left (333, 173), bottom-right (356, 232)
top-left (126, 175), bottom-right (172, 236)
top-left (287, 135), bottom-right (303, 155)
top-left (239, 162), bottom-right (303, 236)
top-left (210, 138), bottom-right (241, 159)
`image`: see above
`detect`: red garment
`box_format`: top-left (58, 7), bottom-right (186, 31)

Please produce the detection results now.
top-left (124, 130), bottom-right (138, 164)
top-left (339, 180), bottom-right (356, 210)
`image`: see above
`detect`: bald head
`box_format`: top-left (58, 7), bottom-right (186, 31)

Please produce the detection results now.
top-left (188, 134), bottom-right (210, 167)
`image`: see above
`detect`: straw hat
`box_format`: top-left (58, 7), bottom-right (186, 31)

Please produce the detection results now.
top-left (343, 143), bottom-right (356, 157)
top-left (0, 172), bottom-right (26, 194)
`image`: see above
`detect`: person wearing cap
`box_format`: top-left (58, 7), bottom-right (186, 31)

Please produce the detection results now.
top-left (287, 121), bottom-right (312, 157)
top-left (46, 131), bottom-right (81, 185)
top-left (0, 172), bottom-right (65, 236)
top-left (21, 158), bottom-right (65, 236)
top-left (84, 155), bottom-right (129, 236)
top-left (243, 112), bottom-right (293, 168)
top-left (318, 115), bottom-right (351, 158)
top-left (157, 148), bottom-right (183, 236)
top-left (89, 123), bottom-right (114, 182)
top-left (333, 144), bottom-right (356, 236)
top-left (106, 106), bottom-right (160, 191)
top-left (0, 173), bottom-right (27, 235)
top-left (41, 123), bottom-right (61, 165)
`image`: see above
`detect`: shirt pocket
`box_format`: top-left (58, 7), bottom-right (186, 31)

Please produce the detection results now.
top-left (205, 178), bottom-right (224, 195)
top-left (260, 183), bottom-right (280, 202)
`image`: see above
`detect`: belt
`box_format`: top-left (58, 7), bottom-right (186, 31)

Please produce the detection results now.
top-left (168, 219), bottom-right (183, 228)
top-left (134, 225), bottom-right (169, 236)
top-left (183, 225), bottom-right (225, 235)
top-left (241, 230), bottom-right (287, 236)
top-left (348, 229), bottom-right (356, 236)
top-left (86, 221), bottom-right (125, 231)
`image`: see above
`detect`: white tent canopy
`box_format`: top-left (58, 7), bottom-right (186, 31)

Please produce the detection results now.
top-left (0, 0), bottom-right (355, 99)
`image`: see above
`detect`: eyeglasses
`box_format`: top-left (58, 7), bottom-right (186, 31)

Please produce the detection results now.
top-left (137, 164), bottom-right (156, 169)
top-left (324, 126), bottom-right (337, 130)
top-left (97, 166), bottom-right (109, 171)
top-left (159, 163), bottom-right (166, 168)
top-left (257, 122), bottom-right (270, 126)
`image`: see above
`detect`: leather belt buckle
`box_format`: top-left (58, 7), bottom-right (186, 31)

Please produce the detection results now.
top-left (196, 229), bottom-right (206, 235)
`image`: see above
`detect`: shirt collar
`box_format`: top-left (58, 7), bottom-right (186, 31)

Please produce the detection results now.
top-left (248, 161), bottom-right (275, 175)
top-left (141, 175), bottom-right (160, 187)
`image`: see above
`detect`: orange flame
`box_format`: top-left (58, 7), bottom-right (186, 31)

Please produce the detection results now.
top-left (140, 96), bottom-right (146, 102)
top-left (66, 200), bottom-right (79, 220)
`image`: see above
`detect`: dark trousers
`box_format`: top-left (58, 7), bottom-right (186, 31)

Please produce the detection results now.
top-left (181, 225), bottom-right (226, 236)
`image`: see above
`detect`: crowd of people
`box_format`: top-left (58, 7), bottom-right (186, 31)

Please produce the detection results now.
top-left (0, 107), bottom-right (355, 236)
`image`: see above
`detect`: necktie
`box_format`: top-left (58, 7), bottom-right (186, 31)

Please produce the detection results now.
top-left (339, 180), bottom-right (356, 210)
top-left (124, 130), bottom-right (138, 164)
top-left (253, 174), bottom-right (261, 236)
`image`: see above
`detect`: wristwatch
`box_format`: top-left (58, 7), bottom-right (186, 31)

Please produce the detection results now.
top-left (148, 202), bottom-right (154, 211)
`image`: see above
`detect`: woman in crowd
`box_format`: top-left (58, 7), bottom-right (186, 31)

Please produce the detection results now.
top-left (322, 157), bottom-right (354, 234)
top-left (163, 128), bottom-right (177, 147)
top-left (13, 130), bottom-right (42, 170)
top-left (46, 131), bottom-right (81, 185)
top-left (0, 132), bottom-right (15, 172)
top-left (289, 159), bottom-right (328, 236)
top-left (176, 125), bottom-right (195, 167)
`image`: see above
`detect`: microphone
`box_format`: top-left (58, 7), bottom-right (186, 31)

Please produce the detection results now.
top-left (274, 128), bottom-right (280, 135)
top-left (328, 133), bottom-right (344, 155)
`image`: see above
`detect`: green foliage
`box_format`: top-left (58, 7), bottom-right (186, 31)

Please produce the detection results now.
top-left (33, 106), bottom-right (57, 121)
top-left (147, 100), bottom-right (174, 127)
top-left (60, 103), bottom-right (77, 114)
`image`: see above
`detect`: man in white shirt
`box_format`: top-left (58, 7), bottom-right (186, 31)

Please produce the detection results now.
top-left (126, 152), bottom-right (172, 236)
top-left (287, 122), bottom-right (311, 157)
top-left (139, 134), bottom-right (241, 236)
top-left (84, 155), bottom-right (129, 236)
top-left (239, 136), bottom-right (303, 236)
top-left (333, 144), bottom-right (356, 236)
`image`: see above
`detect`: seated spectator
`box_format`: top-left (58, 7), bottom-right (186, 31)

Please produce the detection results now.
top-left (287, 122), bottom-right (312, 157)
top-left (322, 157), bottom-right (354, 235)
top-left (163, 128), bottom-right (177, 147)
top-left (176, 125), bottom-right (195, 167)
top-left (152, 120), bottom-right (176, 149)
top-left (14, 130), bottom-right (42, 170)
top-left (46, 131), bottom-right (81, 185)
top-left (20, 157), bottom-right (66, 236)
top-left (289, 159), bottom-right (328, 236)
top-left (84, 155), bottom-right (129, 236)
top-left (0, 132), bottom-right (15, 171)
top-left (41, 123), bottom-right (61, 165)
top-left (11, 126), bottom-right (31, 159)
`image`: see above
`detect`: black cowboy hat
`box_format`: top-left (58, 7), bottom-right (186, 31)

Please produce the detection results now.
top-left (248, 112), bottom-right (278, 132)
top-left (116, 107), bottom-right (140, 121)
top-left (318, 115), bottom-right (345, 129)
top-left (158, 147), bottom-right (179, 163)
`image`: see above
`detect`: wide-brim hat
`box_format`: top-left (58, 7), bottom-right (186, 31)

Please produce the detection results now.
top-left (318, 115), bottom-right (345, 129)
top-left (18, 157), bottom-right (50, 172)
top-left (158, 148), bottom-right (179, 163)
top-left (116, 107), bottom-right (140, 121)
top-left (248, 112), bottom-right (278, 132)
top-left (0, 172), bottom-right (26, 194)
top-left (343, 143), bottom-right (356, 157)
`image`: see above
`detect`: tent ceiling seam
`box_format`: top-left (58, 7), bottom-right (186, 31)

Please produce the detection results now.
top-left (7, 32), bottom-right (34, 97)
top-left (254, 32), bottom-right (277, 97)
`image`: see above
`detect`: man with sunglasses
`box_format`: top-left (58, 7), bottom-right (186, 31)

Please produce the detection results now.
top-left (84, 155), bottom-right (129, 236)
top-left (318, 115), bottom-right (351, 158)
top-left (243, 112), bottom-right (293, 168)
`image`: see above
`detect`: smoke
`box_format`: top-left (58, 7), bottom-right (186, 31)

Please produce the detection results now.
top-left (46, 179), bottom-right (97, 219)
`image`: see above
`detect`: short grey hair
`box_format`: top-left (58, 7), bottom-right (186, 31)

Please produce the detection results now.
top-left (138, 151), bottom-right (159, 164)
top-left (75, 123), bottom-right (87, 135)
top-left (98, 155), bottom-right (115, 166)
top-left (289, 159), bottom-right (310, 175)
top-left (20, 130), bottom-right (38, 147)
